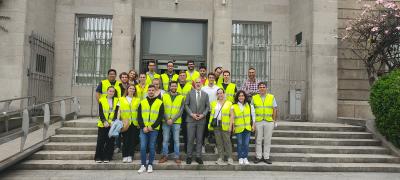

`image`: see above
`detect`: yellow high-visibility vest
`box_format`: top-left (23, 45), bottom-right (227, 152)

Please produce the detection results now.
top-left (140, 98), bottom-right (163, 130)
top-left (160, 73), bottom-right (179, 91)
top-left (136, 84), bottom-right (149, 100)
top-left (186, 70), bottom-right (200, 83)
top-left (177, 82), bottom-right (192, 98)
top-left (252, 94), bottom-right (274, 122)
top-left (101, 80), bottom-right (122, 98)
top-left (218, 83), bottom-right (236, 102)
top-left (119, 96), bottom-right (141, 127)
top-left (162, 93), bottom-right (184, 124)
top-left (232, 103), bottom-right (252, 134)
top-left (97, 97), bottom-right (119, 127)
top-left (208, 100), bottom-right (233, 131)
top-left (145, 72), bottom-right (160, 86)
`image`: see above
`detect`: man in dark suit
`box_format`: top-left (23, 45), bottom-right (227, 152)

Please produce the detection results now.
top-left (184, 78), bottom-right (210, 164)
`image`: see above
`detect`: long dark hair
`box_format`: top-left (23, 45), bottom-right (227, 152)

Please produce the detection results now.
top-left (234, 90), bottom-right (249, 105)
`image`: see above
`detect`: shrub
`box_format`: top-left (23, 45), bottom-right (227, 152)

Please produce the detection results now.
top-left (370, 69), bottom-right (400, 148)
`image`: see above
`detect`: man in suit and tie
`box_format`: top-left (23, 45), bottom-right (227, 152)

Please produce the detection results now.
top-left (184, 78), bottom-right (210, 164)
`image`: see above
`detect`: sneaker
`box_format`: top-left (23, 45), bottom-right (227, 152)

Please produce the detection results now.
top-left (122, 157), bottom-right (128, 163)
top-left (238, 158), bottom-right (244, 165)
top-left (264, 158), bottom-right (272, 164)
top-left (147, 165), bottom-right (153, 173)
top-left (159, 156), bottom-right (168, 163)
top-left (227, 158), bottom-right (234, 165)
top-left (175, 159), bottom-right (182, 164)
top-left (114, 147), bottom-right (120, 154)
top-left (186, 157), bottom-right (192, 164)
top-left (243, 158), bottom-right (250, 165)
top-left (253, 158), bottom-right (262, 164)
top-left (215, 158), bottom-right (226, 165)
top-left (95, 160), bottom-right (102, 163)
top-left (127, 156), bottom-right (132, 163)
top-left (138, 165), bottom-right (146, 173)
top-left (195, 157), bottom-right (204, 165)
top-left (103, 160), bottom-right (110, 163)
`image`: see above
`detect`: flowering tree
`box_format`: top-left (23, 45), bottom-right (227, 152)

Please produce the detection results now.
top-left (343, 0), bottom-right (400, 85)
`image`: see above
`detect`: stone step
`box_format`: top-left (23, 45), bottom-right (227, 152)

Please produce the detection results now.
top-left (30, 151), bottom-right (400, 163)
top-left (49, 135), bottom-right (382, 146)
top-left (56, 127), bottom-right (373, 139)
top-left (43, 142), bottom-right (390, 154)
top-left (62, 120), bottom-right (366, 132)
top-left (16, 160), bottom-right (400, 172)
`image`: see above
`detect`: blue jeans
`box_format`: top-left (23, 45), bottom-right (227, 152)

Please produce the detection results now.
top-left (162, 123), bottom-right (181, 158)
top-left (139, 129), bottom-right (158, 165)
top-left (236, 130), bottom-right (251, 159)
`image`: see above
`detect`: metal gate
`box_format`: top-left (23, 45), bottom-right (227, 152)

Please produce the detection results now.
top-left (28, 32), bottom-right (54, 104)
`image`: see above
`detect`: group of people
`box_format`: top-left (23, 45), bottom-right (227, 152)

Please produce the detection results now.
top-left (94, 60), bottom-right (278, 173)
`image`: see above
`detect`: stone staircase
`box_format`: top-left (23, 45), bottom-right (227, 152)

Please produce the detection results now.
top-left (15, 117), bottom-right (400, 172)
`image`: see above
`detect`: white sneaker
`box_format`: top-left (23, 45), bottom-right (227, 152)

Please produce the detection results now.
top-left (215, 158), bottom-right (226, 165)
top-left (127, 156), bottom-right (132, 163)
top-left (138, 165), bottom-right (146, 173)
top-left (103, 160), bottom-right (109, 163)
top-left (243, 158), bottom-right (250, 165)
top-left (95, 160), bottom-right (102, 163)
top-left (122, 157), bottom-right (127, 163)
top-left (227, 158), bottom-right (234, 165)
top-left (238, 158), bottom-right (244, 165)
top-left (147, 165), bottom-right (153, 173)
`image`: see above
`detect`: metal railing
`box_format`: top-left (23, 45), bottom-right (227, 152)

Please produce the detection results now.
top-left (0, 96), bottom-right (37, 133)
top-left (0, 97), bottom-right (79, 172)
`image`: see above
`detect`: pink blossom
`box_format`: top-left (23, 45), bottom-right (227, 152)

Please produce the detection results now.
top-left (371, 27), bottom-right (379, 32)
top-left (346, 26), bottom-right (352, 31)
top-left (383, 2), bottom-right (396, 9)
top-left (376, 0), bottom-right (385, 5)
top-left (396, 26), bottom-right (400, 30)
top-left (385, 30), bottom-right (389, 34)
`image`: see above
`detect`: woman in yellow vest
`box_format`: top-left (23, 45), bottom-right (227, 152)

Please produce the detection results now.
top-left (230, 90), bottom-right (255, 165)
top-left (119, 84), bottom-right (140, 163)
top-left (208, 88), bottom-right (233, 165)
top-left (136, 72), bottom-right (149, 100)
top-left (95, 86), bottom-right (119, 163)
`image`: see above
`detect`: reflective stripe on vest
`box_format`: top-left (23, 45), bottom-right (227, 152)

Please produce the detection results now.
top-left (208, 101), bottom-right (233, 131)
top-left (145, 73), bottom-right (160, 86)
top-left (162, 93), bottom-right (184, 124)
top-left (119, 96), bottom-right (140, 127)
top-left (101, 80), bottom-right (122, 98)
top-left (97, 97), bottom-right (119, 127)
top-left (252, 94), bottom-right (274, 122)
top-left (140, 98), bottom-right (163, 130)
top-left (233, 103), bottom-right (252, 134)
top-left (161, 73), bottom-right (179, 91)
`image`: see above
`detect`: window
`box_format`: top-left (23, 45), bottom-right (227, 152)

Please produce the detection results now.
top-left (74, 15), bottom-right (112, 85)
top-left (231, 22), bottom-right (271, 87)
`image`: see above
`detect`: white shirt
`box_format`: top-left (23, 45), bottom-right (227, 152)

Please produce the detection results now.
top-left (201, 84), bottom-right (219, 104)
top-left (213, 101), bottom-right (224, 120)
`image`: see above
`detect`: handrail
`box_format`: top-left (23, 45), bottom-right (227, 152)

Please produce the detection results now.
top-left (0, 96), bottom-right (36, 103)
top-left (0, 96), bottom-right (36, 114)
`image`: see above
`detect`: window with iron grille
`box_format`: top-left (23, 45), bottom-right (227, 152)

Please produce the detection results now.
top-left (73, 15), bottom-right (113, 85)
top-left (231, 22), bottom-right (271, 87)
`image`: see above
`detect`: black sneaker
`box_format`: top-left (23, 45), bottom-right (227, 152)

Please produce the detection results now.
top-left (253, 158), bottom-right (262, 164)
top-left (264, 158), bottom-right (272, 164)
top-left (195, 157), bottom-right (204, 165)
top-left (186, 157), bottom-right (192, 164)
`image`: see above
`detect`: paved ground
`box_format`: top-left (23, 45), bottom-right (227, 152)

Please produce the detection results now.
top-left (2, 170), bottom-right (400, 180)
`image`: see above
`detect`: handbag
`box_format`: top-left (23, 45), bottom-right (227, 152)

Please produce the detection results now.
top-left (211, 102), bottom-right (225, 127)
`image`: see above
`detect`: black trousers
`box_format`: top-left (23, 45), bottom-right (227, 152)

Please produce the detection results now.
top-left (94, 127), bottom-right (115, 161)
top-left (122, 125), bottom-right (140, 157)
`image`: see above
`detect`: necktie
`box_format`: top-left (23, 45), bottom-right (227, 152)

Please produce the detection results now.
top-left (196, 91), bottom-right (201, 109)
